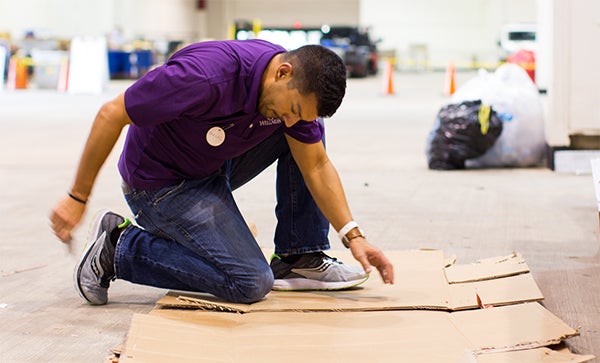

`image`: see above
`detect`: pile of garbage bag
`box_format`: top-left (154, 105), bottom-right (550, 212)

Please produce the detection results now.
top-left (426, 63), bottom-right (545, 169)
top-left (426, 100), bottom-right (503, 170)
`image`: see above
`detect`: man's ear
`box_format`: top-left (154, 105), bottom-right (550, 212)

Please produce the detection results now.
top-left (276, 62), bottom-right (293, 80)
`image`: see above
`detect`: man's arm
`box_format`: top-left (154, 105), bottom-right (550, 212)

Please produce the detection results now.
top-left (285, 134), bottom-right (394, 284)
top-left (50, 93), bottom-right (132, 243)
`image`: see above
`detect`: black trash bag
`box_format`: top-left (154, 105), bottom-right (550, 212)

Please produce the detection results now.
top-left (426, 100), bottom-right (503, 170)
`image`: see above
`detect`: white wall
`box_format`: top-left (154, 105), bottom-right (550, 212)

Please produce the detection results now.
top-left (0, 0), bottom-right (204, 43)
top-left (0, 0), bottom-right (114, 39)
top-left (220, 0), bottom-right (359, 28)
top-left (537, 0), bottom-right (600, 146)
top-left (113, 0), bottom-right (205, 42)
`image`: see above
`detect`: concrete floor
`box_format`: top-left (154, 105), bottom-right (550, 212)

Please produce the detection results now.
top-left (1, 71), bottom-right (598, 362)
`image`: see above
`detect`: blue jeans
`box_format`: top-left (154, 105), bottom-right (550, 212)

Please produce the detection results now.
top-left (114, 130), bottom-right (330, 303)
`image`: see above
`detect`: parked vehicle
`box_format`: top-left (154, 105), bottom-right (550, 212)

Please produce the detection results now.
top-left (320, 26), bottom-right (379, 78)
top-left (498, 23), bottom-right (537, 61)
top-left (232, 22), bottom-right (379, 78)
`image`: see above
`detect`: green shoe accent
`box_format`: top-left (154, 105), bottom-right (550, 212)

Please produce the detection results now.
top-left (118, 218), bottom-right (131, 229)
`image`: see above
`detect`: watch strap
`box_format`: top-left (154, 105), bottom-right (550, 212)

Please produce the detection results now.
top-left (338, 221), bottom-right (359, 240)
top-left (341, 227), bottom-right (365, 248)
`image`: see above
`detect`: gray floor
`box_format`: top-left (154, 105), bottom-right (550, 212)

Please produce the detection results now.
top-left (1, 71), bottom-right (598, 362)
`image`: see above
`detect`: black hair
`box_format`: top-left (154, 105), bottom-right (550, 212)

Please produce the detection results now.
top-left (281, 45), bottom-right (347, 118)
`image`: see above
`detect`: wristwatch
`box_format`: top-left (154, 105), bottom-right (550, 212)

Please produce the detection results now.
top-left (341, 227), bottom-right (365, 248)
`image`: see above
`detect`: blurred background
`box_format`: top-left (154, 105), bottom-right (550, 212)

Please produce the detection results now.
top-left (0, 0), bottom-right (539, 73)
top-left (0, 0), bottom-right (597, 163)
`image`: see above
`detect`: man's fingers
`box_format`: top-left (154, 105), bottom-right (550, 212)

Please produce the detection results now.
top-left (352, 244), bottom-right (394, 284)
top-left (355, 253), bottom-right (373, 274)
top-left (54, 224), bottom-right (72, 243)
top-left (57, 229), bottom-right (72, 243)
top-left (360, 258), bottom-right (373, 274)
top-left (368, 254), bottom-right (394, 284)
top-left (50, 210), bottom-right (73, 243)
top-left (378, 263), bottom-right (394, 284)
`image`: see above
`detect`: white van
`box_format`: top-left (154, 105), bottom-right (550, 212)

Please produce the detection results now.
top-left (498, 23), bottom-right (537, 61)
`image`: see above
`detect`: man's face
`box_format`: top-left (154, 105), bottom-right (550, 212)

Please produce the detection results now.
top-left (258, 75), bottom-right (319, 128)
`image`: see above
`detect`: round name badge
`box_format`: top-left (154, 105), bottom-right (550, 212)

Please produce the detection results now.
top-left (206, 126), bottom-right (226, 147)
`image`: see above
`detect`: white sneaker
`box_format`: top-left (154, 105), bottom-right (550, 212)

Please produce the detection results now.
top-left (74, 210), bottom-right (130, 305)
top-left (270, 252), bottom-right (369, 291)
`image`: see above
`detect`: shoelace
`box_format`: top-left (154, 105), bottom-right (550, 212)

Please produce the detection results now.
top-left (314, 252), bottom-right (341, 265)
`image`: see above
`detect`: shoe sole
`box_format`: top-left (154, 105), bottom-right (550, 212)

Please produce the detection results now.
top-left (73, 209), bottom-right (111, 305)
top-left (272, 274), bottom-right (369, 291)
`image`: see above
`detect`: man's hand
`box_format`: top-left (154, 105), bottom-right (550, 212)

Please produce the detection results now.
top-left (49, 93), bottom-right (131, 245)
top-left (349, 238), bottom-right (394, 284)
top-left (49, 195), bottom-right (86, 243)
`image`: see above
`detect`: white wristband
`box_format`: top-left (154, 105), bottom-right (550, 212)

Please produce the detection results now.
top-left (338, 221), bottom-right (359, 240)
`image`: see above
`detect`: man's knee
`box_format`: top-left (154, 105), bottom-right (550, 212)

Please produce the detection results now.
top-left (229, 267), bottom-right (274, 304)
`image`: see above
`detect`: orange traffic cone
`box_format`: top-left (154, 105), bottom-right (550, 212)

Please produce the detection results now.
top-left (7, 57), bottom-right (29, 89)
top-left (382, 59), bottom-right (395, 95)
top-left (443, 61), bottom-right (456, 96)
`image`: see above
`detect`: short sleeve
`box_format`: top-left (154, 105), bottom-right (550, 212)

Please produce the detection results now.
top-left (283, 118), bottom-right (324, 144)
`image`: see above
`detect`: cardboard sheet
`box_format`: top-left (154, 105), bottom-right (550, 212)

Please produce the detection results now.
top-left (119, 303), bottom-right (589, 363)
top-left (117, 250), bottom-right (593, 362)
top-left (156, 250), bottom-right (543, 312)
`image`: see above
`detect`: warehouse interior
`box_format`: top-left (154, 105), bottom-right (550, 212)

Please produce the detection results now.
top-left (1, 0), bottom-right (599, 362)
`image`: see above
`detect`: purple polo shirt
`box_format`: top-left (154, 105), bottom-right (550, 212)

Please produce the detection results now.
top-left (119, 40), bottom-right (323, 190)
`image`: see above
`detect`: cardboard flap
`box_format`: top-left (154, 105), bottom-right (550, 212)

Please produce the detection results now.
top-left (445, 252), bottom-right (530, 283)
top-left (449, 273), bottom-right (544, 310)
top-left (449, 302), bottom-right (579, 354)
top-left (157, 250), bottom-right (543, 312)
top-left (120, 303), bottom-right (588, 363)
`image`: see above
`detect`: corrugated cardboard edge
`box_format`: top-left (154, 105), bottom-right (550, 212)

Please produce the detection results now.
top-left (156, 250), bottom-right (543, 313)
top-left (160, 292), bottom-right (446, 313)
top-left (470, 347), bottom-right (594, 363)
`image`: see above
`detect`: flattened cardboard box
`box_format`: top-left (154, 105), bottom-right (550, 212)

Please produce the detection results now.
top-left (118, 251), bottom-right (594, 362)
top-left (157, 250), bottom-right (543, 312)
top-left (119, 303), bottom-right (593, 363)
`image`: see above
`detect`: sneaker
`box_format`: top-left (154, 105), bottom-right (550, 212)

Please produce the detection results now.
top-left (270, 252), bottom-right (369, 291)
top-left (74, 210), bottom-right (130, 305)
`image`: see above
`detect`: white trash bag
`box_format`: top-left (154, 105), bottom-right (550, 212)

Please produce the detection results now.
top-left (451, 63), bottom-right (545, 168)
